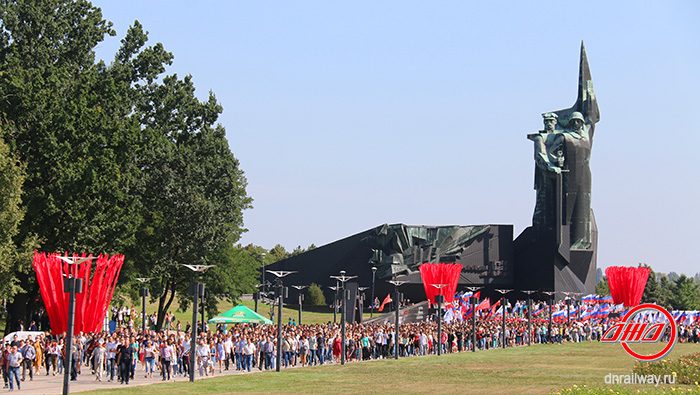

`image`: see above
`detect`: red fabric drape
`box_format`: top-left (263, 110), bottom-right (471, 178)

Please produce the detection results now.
top-left (605, 266), bottom-right (650, 307)
top-left (419, 263), bottom-right (463, 305)
top-left (32, 251), bottom-right (125, 334)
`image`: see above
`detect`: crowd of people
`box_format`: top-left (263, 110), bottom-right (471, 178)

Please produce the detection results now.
top-left (0, 299), bottom-right (698, 391)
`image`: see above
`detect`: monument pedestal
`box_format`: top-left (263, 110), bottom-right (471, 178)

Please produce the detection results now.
top-left (513, 210), bottom-right (597, 295)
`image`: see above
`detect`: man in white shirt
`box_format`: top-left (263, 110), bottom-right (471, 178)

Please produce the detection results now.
top-left (223, 335), bottom-right (233, 371)
top-left (195, 339), bottom-right (210, 377)
top-left (7, 345), bottom-right (23, 391)
top-left (243, 339), bottom-right (255, 372)
top-left (106, 337), bottom-right (118, 382)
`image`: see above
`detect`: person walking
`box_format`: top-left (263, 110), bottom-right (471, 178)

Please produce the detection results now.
top-left (243, 339), bottom-right (255, 372)
top-left (195, 339), bottom-right (210, 377)
top-left (20, 339), bottom-right (35, 382)
top-left (106, 337), bottom-right (117, 382)
top-left (46, 341), bottom-right (59, 376)
top-left (1, 344), bottom-right (9, 388)
top-left (143, 340), bottom-right (156, 378)
top-left (7, 345), bottom-right (22, 391)
top-left (93, 341), bottom-right (106, 382)
top-left (160, 339), bottom-right (173, 381)
top-left (117, 339), bottom-right (133, 384)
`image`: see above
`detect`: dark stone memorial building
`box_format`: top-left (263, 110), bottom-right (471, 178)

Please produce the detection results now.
top-left (266, 43), bottom-right (599, 304)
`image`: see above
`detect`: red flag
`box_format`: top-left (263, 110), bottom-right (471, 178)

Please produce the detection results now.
top-left (378, 294), bottom-right (393, 312)
top-left (476, 298), bottom-right (491, 311)
top-left (490, 300), bottom-right (501, 316)
top-left (473, 291), bottom-right (481, 301)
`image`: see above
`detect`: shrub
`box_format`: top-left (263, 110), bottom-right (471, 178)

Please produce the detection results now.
top-left (307, 283), bottom-right (326, 306)
top-left (633, 352), bottom-right (700, 385)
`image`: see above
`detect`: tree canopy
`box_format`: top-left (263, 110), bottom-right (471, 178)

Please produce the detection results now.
top-left (0, 0), bottom-right (253, 331)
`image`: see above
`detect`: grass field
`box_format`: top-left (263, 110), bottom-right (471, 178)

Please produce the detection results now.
top-left (83, 341), bottom-right (700, 394)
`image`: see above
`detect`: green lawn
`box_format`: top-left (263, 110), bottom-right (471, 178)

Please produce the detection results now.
top-left (84, 341), bottom-right (700, 394)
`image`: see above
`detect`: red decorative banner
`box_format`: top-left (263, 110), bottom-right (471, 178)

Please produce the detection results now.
top-left (418, 263), bottom-right (463, 306)
top-left (605, 265), bottom-right (650, 307)
top-left (32, 251), bottom-right (125, 334)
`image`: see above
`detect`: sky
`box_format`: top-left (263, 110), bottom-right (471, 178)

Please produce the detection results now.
top-left (93, 1), bottom-right (699, 275)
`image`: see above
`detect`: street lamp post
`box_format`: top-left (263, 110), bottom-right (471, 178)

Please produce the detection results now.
top-left (267, 270), bottom-right (296, 372)
top-left (495, 289), bottom-right (512, 349)
top-left (135, 277), bottom-right (151, 334)
top-left (562, 291), bottom-right (573, 325)
top-left (330, 271), bottom-right (356, 365)
top-left (260, 252), bottom-right (267, 294)
top-left (430, 283), bottom-right (447, 356)
top-left (523, 290), bottom-right (537, 346)
top-left (254, 283), bottom-right (266, 313)
top-left (542, 291), bottom-right (555, 343)
top-left (370, 266), bottom-right (377, 318)
top-left (572, 292), bottom-right (583, 322)
top-left (58, 255), bottom-right (95, 395)
top-left (291, 285), bottom-right (307, 325)
top-left (357, 287), bottom-right (368, 324)
top-left (387, 279), bottom-right (406, 359)
top-left (466, 286), bottom-right (480, 352)
top-left (183, 264), bottom-right (215, 382)
top-left (333, 280), bottom-right (339, 323)
top-left (200, 283), bottom-right (207, 334)
top-left (328, 285), bottom-right (339, 324)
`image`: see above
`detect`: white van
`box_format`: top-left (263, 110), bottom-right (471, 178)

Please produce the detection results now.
top-left (3, 331), bottom-right (45, 344)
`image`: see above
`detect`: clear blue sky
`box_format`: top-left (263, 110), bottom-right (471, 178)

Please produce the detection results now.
top-left (93, 1), bottom-right (699, 274)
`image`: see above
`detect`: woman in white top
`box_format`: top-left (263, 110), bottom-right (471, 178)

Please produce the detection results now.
top-left (143, 341), bottom-right (157, 378)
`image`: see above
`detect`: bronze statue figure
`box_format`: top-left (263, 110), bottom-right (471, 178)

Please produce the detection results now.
top-left (528, 42), bottom-right (598, 253)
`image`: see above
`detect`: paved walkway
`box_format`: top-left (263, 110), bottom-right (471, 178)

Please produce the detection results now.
top-left (11, 363), bottom-right (268, 395)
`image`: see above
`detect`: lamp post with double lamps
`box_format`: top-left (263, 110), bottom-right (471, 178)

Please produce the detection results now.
top-left (333, 280), bottom-right (340, 323)
top-left (328, 285), bottom-right (339, 324)
top-left (387, 278), bottom-right (406, 359)
top-left (523, 290), bottom-right (537, 346)
top-left (291, 285), bottom-right (307, 325)
top-left (330, 271), bottom-right (356, 365)
top-left (572, 292), bottom-right (583, 322)
top-left (561, 291), bottom-right (573, 325)
top-left (267, 270), bottom-right (296, 372)
top-left (254, 283), bottom-right (269, 313)
top-left (495, 289), bottom-right (512, 349)
top-left (259, 252), bottom-right (267, 293)
top-left (466, 286), bottom-right (481, 352)
top-left (135, 277), bottom-right (151, 333)
top-left (430, 283), bottom-right (447, 356)
top-left (542, 291), bottom-right (556, 343)
top-left (370, 266), bottom-right (377, 318)
top-left (58, 255), bottom-right (96, 395)
top-left (182, 264), bottom-right (215, 382)
top-left (357, 287), bottom-right (368, 324)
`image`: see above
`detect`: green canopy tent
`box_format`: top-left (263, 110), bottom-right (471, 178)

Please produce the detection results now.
top-left (207, 305), bottom-right (273, 325)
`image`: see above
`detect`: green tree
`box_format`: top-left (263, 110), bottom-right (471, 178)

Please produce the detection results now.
top-left (120, 22), bottom-right (251, 327)
top-left (307, 283), bottom-right (326, 306)
top-left (595, 278), bottom-right (609, 295)
top-left (291, 245), bottom-right (305, 256)
top-left (0, 128), bottom-right (26, 300)
top-left (641, 264), bottom-right (663, 304)
top-left (0, 1), bottom-right (252, 331)
top-left (672, 275), bottom-right (700, 310)
top-left (657, 276), bottom-right (675, 309)
top-left (0, 0), bottom-right (146, 329)
top-left (195, 239), bottom-right (260, 319)
top-left (266, 244), bottom-right (289, 264)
